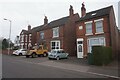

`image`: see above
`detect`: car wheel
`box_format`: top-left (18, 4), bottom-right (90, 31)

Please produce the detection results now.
top-left (43, 52), bottom-right (47, 57)
top-left (26, 55), bottom-right (29, 58)
top-left (19, 53), bottom-right (22, 56)
top-left (56, 56), bottom-right (60, 60)
top-left (32, 53), bottom-right (37, 58)
top-left (48, 58), bottom-right (51, 60)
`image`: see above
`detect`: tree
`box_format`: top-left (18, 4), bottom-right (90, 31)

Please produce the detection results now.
top-left (2, 39), bottom-right (9, 49)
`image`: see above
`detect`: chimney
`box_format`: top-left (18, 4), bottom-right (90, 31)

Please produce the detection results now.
top-left (44, 16), bottom-right (48, 25)
top-left (69, 5), bottom-right (74, 17)
top-left (81, 2), bottom-right (86, 17)
top-left (28, 25), bottom-right (31, 31)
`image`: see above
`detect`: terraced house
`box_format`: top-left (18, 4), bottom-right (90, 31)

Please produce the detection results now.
top-left (20, 25), bottom-right (32, 49)
top-left (20, 5), bottom-right (80, 56)
top-left (20, 3), bottom-right (120, 58)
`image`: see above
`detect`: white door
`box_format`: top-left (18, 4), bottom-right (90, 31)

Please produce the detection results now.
top-left (77, 38), bottom-right (83, 58)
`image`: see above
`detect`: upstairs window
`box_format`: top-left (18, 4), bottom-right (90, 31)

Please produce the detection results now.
top-left (53, 27), bottom-right (59, 38)
top-left (40, 31), bottom-right (44, 39)
top-left (85, 21), bottom-right (92, 35)
top-left (95, 20), bottom-right (103, 33)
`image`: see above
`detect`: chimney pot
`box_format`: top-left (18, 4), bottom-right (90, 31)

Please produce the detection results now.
top-left (81, 2), bottom-right (86, 17)
top-left (69, 5), bottom-right (74, 17)
top-left (44, 16), bottom-right (48, 25)
top-left (28, 25), bottom-right (31, 31)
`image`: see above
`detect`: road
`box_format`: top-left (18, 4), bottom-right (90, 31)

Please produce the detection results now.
top-left (2, 54), bottom-right (114, 78)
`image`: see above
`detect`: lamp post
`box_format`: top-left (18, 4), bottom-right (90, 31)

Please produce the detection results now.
top-left (4, 18), bottom-right (12, 55)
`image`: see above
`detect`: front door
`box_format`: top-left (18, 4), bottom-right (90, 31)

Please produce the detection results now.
top-left (77, 38), bottom-right (83, 58)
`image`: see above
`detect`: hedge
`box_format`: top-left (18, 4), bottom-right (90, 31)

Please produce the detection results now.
top-left (89, 46), bottom-right (113, 66)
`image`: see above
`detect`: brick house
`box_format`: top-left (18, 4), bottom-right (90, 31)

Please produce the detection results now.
top-left (20, 25), bottom-right (32, 49)
top-left (76, 3), bottom-right (119, 58)
top-left (35, 5), bottom-right (80, 56)
top-left (19, 3), bottom-right (119, 58)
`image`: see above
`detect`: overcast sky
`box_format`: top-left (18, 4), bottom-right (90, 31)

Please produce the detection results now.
top-left (0, 0), bottom-right (119, 42)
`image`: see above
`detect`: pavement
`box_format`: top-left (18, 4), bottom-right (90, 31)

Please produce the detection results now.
top-left (52, 57), bottom-right (119, 78)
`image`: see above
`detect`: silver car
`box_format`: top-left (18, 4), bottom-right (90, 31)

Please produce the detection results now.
top-left (48, 49), bottom-right (69, 60)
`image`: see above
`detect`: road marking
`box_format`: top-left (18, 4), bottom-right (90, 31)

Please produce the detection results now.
top-left (86, 72), bottom-right (120, 79)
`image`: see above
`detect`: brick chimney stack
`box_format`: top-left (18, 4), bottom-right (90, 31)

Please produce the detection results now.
top-left (81, 2), bottom-right (86, 17)
top-left (44, 16), bottom-right (48, 25)
top-left (69, 5), bottom-right (74, 17)
top-left (28, 25), bottom-right (31, 31)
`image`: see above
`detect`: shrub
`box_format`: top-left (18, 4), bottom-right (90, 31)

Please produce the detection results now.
top-left (92, 46), bottom-right (112, 66)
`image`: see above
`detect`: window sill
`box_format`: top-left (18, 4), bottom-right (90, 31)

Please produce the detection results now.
top-left (85, 33), bottom-right (93, 36)
top-left (95, 32), bottom-right (104, 34)
top-left (53, 36), bottom-right (59, 38)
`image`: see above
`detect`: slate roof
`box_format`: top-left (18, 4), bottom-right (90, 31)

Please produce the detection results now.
top-left (78, 6), bottom-right (112, 21)
top-left (29, 13), bottom-right (78, 33)
top-left (20, 29), bottom-right (28, 34)
top-left (43, 13), bottom-right (79, 30)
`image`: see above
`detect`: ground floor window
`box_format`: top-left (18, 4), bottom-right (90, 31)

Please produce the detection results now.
top-left (21, 43), bottom-right (24, 49)
top-left (51, 40), bottom-right (60, 50)
top-left (87, 37), bottom-right (106, 53)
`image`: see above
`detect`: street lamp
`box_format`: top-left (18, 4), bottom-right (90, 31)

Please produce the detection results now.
top-left (4, 18), bottom-right (12, 55)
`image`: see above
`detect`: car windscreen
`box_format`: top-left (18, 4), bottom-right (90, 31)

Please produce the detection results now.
top-left (51, 50), bottom-right (56, 54)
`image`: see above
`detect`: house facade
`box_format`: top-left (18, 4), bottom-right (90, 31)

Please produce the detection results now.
top-left (76, 3), bottom-right (120, 58)
top-left (19, 3), bottom-right (120, 58)
top-left (20, 25), bottom-right (32, 49)
top-left (35, 5), bottom-right (80, 56)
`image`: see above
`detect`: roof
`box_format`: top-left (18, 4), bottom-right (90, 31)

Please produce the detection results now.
top-left (78, 6), bottom-right (112, 21)
top-left (20, 29), bottom-right (28, 34)
top-left (21, 13), bottom-right (79, 34)
top-left (43, 13), bottom-right (79, 30)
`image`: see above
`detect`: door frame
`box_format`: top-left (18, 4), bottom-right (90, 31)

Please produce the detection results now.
top-left (77, 38), bottom-right (84, 58)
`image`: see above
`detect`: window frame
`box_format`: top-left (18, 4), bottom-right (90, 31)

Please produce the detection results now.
top-left (94, 18), bottom-right (104, 34)
top-left (40, 31), bottom-right (44, 40)
top-left (87, 37), bottom-right (106, 53)
top-left (85, 21), bottom-right (93, 35)
top-left (53, 27), bottom-right (59, 38)
top-left (51, 40), bottom-right (60, 50)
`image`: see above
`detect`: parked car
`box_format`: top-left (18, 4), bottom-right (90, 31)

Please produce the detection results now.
top-left (48, 49), bottom-right (69, 60)
top-left (12, 49), bottom-right (27, 56)
top-left (25, 45), bottom-right (48, 58)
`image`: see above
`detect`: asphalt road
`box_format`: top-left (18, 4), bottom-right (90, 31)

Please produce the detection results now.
top-left (2, 54), bottom-right (109, 78)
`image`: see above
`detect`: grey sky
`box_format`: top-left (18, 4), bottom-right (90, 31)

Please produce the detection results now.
top-left (0, 0), bottom-right (119, 42)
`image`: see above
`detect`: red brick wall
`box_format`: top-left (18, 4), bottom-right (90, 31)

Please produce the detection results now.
top-left (76, 16), bottom-right (112, 57)
top-left (43, 26), bottom-right (64, 51)
top-left (2, 49), bottom-right (13, 55)
top-left (109, 7), bottom-right (119, 58)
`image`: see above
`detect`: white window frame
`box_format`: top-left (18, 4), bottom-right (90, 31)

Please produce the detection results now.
top-left (21, 43), bottom-right (24, 49)
top-left (29, 34), bottom-right (31, 42)
top-left (87, 37), bottom-right (106, 53)
top-left (85, 21), bottom-right (93, 35)
top-left (25, 35), bottom-right (27, 42)
top-left (51, 40), bottom-right (60, 50)
top-left (40, 31), bottom-right (44, 39)
top-left (94, 18), bottom-right (104, 34)
top-left (53, 27), bottom-right (59, 38)
top-left (21, 35), bottom-right (24, 42)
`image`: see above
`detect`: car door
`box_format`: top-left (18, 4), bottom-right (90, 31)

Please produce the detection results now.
top-left (62, 51), bottom-right (67, 58)
top-left (22, 49), bottom-right (27, 55)
top-left (59, 51), bottom-right (65, 58)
